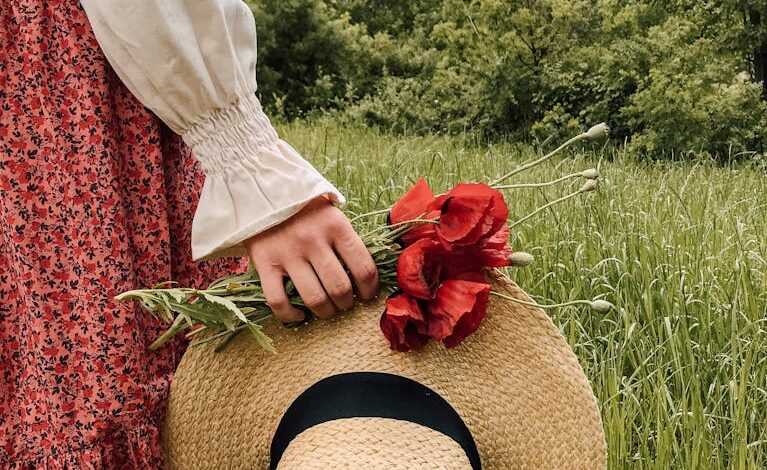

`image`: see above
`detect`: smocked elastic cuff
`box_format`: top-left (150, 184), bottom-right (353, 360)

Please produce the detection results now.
top-left (183, 93), bottom-right (280, 175)
top-left (183, 94), bottom-right (346, 261)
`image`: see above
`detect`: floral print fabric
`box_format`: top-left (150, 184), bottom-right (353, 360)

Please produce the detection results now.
top-left (0, 1), bottom-right (246, 467)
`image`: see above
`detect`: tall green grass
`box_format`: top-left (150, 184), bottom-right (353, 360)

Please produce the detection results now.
top-left (280, 120), bottom-right (767, 469)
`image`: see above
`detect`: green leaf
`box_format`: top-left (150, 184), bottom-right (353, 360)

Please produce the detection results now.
top-left (151, 280), bottom-right (178, 289)
top-left (163, 289), bottom-right (189, 303)
top-left (207, 270), bottom-right (259, 290)
top-left (246, 323), bottom-right (275, 353)
top-left (168, 302), bottom-right (222, 325)
top-left (214, 295), bottom-right (268, 302)
top-left (200, 293), bottom-right (250, 324)
top-left (148, 315), bottom-right (188, 351)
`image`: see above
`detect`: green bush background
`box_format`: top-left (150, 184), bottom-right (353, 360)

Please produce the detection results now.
top-left (247, 0), bottom-right (767, 161)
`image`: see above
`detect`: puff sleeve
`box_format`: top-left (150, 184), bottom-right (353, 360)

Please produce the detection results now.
top-left (80, 0), bottom-right (345, 260)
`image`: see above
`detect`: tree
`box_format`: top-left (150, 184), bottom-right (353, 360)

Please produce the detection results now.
top-left (248, 0), bottom-right (766, 159)
top-left (746, 5), bottom-right (767, 98)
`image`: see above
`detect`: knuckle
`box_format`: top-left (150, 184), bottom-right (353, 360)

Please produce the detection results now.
top-left (256, 257), bottom-right (281, 271)
top-left (303, 292), bottom-right (328, 310)
top-left (327, 215), bottom-right (352, 236)
top-left (266, 296), bottom-right (288, 311)
top-left (316, 257), bottom-right (337, 273)
top-left (338, 234), bottom-right (360, 253)
top-left (298, 229), bottom-right (323, 248)
top-left (359, 262), bottom-right (378, 282)
top-left (327, 277), bottom-right (352, 299)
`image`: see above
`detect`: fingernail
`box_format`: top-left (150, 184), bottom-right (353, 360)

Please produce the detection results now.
top-left (289, 308), bottom-right (306, 322)
top-left (282, 311), bottom-right (308, 327)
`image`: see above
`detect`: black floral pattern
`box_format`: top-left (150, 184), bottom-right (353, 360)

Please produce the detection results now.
top-left (0, 1), bottom-right (246, 467)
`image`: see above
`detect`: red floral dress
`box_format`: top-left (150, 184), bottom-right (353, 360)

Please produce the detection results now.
top-left (0, 2), bottom-right (246, 467)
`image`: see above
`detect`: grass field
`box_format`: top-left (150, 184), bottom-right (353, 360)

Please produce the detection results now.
top-left (280, 120), bottom-right (767, 469)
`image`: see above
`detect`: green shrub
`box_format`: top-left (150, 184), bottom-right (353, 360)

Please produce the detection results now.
top-left (622, 20), bottom-right (767, 160)
top-left (247, 0), bottom-right (767, 160)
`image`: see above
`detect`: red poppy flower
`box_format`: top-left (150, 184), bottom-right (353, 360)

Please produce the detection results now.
top-left (440, 225), bottom-right (512, 279)
top-left (380, 294), bottom-right (430, 352)
top-left (396, 238), bottom-right (444, 299)
top-left (435, 184), bottom-right (508, 247)
top-left (389, 178), bottom-right (441, 245)
top-left (427, 280), bottom-right (491, 348)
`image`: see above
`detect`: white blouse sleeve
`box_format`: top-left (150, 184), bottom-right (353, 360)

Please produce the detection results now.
top-left (80, 0), bottom-right (345, 260)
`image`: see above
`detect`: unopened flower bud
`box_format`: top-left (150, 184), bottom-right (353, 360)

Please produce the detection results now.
top-left (584, 123), bottom-right (609, 140)
top-left (590, 300), bottom-right (613, 313)
top-left (508, 251), bottom-right (535, 267)
top-left (580, 179), bottom-right (599, 192)
top-left (581, 168), bottom-right (599, 180)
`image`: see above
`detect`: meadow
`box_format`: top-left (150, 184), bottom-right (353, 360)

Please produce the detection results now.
top-left (281, 120), bottom-right (767, 469)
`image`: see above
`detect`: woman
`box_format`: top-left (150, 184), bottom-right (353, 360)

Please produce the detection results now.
top-left (0, 0), bottom-right (378, 467)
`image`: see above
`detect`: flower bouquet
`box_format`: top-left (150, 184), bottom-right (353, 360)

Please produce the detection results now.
top-left (116, 124), bottom-right (612, 353)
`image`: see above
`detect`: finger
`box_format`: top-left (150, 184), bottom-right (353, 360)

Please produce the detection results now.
top-left (286, 262), bottom-right (336, 319)
top-left (333, 225), bottom-right (379, 300)
top-left (309, 248), bottom-right (354, 311)
top-left (258, 264), bottom-right (304, 323)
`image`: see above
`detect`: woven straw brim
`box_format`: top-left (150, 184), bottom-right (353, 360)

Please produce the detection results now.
top-left (162, 278), bottom-right (606, 469)
top-left (276, 417), bottom-right (472, 469)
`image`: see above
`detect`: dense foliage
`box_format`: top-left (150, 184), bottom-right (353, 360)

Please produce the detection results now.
top-left (248, 0), bottom-right (767, 161)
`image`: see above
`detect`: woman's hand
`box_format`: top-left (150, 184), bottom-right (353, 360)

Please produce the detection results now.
top-left (242, 197), bottom-right (379, 322)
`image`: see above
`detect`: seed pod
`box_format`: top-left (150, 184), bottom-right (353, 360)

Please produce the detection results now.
top-left (590, 300), bottom-right (613, 313)
top-left (584, 123), bottom-right (609, 140)
top-left (508, 251), bottom-right (535, 267)
top-left (581, 168), bottom-right (599, 180)
top-left (580, 179), bottom-right (599, 192)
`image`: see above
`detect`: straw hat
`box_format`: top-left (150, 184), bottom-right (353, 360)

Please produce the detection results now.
top-left (162, 277), bottom-right (606, 469)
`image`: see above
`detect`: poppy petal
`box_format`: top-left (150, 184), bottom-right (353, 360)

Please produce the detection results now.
top-left (400, 207), bottom-right (442, 245)
top-left (390, 178), bottom-right (435, 225)
top-left (446, 183), bottom-right (496, 198)
top-left (476, 224), bottom-right (512, 267)
top-left (396, 238), bottom-right (444, 299)
top-left (437, 196), bottom-right (492, 244)
top-left (400, 222), bottom-right (437, 245)
top-left (448, 270), bottom-right (489, 283)
top-left (380, 294), bottom-right (429, 352)
top-left (485, 190), bottom-right (509, 239)
top-left (440, 249), bottom-right (483, 278)
top-left (426, 193), bottom-right (450, 212)
top-left (435, 183), bottom-right (509, 247)
top-left (483, 224), bottom-right (510, 249)
top-left (398, 193), bottom-right (449, 244)
top-left (427, 280), bottom-right (491, 347)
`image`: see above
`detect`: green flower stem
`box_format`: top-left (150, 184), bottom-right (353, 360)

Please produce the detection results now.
top-left (489, 133), bottom-right (586, 187)
top-left (185, 324), bottom-right (210, 338)
top-left (361, 218), bottom-right (438, 239)
top-left (204, 289), bottom-right (265, 298)
top-left (490, 290), bottom-right (593, 310)
top-left (148, 315), bottom-right (187, 351)
top-left (213, 329), bottom-right (245, 352)
top-left (116, 286), bottom-right (266, 300)
top-left (509, 188), bottom-right (584, 229)
top-left (494, 172), bottom-right (582, 190)
top-left (189, 315), bottom-right (271, 347)
top-left (350, 208), bottom-right (391, 222)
